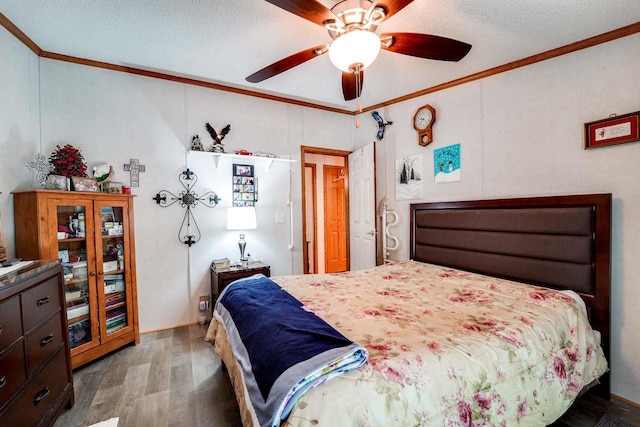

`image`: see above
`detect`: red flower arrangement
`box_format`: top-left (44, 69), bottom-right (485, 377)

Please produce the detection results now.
top-left (49, 144), bottom-right (88, 178)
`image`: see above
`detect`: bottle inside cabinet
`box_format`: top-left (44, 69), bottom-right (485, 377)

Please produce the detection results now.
top-left (100, 205), bottom-right (130, 335)
top-left (56, 204), bottom-right (94, 350)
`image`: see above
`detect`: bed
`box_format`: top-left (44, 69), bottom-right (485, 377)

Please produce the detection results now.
top-left (207, 193), bottom-right (611, 426)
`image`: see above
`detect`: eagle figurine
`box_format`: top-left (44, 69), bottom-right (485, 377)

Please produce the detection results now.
top-left (205, 123), bottom-right (231, 152)
top-left (371, 111), bottom-right (393, 141)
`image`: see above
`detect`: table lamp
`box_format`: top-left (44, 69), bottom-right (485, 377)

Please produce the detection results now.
top-left (227, 206), bottom-right (257, 267)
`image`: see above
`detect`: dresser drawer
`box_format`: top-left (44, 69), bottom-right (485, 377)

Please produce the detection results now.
top-left (26, 312), bottom-right (64, 376)
top-left (0, 341), bottom-right (27, 405)
top-left (0, 348), bottom-right (69, 426)
top-left (21, 276), bottom-right (61, 333)
top-left (0, 295), bottom-right (22, 351)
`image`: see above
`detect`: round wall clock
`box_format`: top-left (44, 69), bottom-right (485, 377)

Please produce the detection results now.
top-left (413, 104), bottom-right (436, 146)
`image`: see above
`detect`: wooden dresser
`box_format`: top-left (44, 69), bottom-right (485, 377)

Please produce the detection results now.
top-left (0, 261), bottom-right (74, 426)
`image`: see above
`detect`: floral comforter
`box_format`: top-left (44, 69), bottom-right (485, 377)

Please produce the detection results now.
top-left (260, 261), bottom-right (608, 426)
top-left (208, 261), bottom-right (607, 427)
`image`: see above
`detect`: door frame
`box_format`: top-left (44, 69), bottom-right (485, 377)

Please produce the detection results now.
top-left (304, 162), bottom-right (318, 273)
top-left (300, 146), bottom-right (351, 274)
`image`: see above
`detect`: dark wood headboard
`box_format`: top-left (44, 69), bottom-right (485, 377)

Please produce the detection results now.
top-left (410, 193), bottom-right (611, 397)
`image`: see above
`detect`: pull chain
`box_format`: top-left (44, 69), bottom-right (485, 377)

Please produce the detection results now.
top-left (355, 64), bottom-right (362, 128)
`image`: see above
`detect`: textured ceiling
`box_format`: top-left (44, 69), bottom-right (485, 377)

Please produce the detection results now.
top-left (2, 1), bottom-right (639, 110)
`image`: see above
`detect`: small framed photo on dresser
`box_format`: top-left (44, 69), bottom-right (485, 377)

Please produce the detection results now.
top-left (45, 175), bottom-right (69, 190)
top-left (71, 176), bottom-right (99, 192)
top-left (106, 182), bottom-right (123, 194)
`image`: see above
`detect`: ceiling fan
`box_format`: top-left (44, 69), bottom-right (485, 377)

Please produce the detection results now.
top-left (246, 0), bottom-right (472, 101)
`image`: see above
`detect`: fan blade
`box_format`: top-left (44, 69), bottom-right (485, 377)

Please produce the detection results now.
top-left (381, 32), bottom-right (472, 61)
top-left (246, 44), bottom-right (328, 83)
top-left (377, 0), bottom-right (415, 20)
top-left (264, 0), bottom-right (335, 27)
top-left (342, 70), bottom-right (364, 101)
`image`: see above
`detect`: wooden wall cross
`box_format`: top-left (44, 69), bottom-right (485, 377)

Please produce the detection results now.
top-left (123, 159), bottom-right (146, 187)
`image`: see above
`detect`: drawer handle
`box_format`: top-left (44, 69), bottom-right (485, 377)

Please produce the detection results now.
top-left (37, 296), bottom-right (51, 306)
top-left (41, 333), bottom-right (55, 346)
top-left (0, 376), bottom-right (6, 389)
top-left (34, 386), bottom-right (50, 405)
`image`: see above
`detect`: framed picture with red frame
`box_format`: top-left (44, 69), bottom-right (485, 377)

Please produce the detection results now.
top-left (584, 111), bottom-right (639, 149)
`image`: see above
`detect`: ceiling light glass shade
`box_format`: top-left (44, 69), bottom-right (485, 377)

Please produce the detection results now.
top-left (329, 30), bottom-right (381, 72)
top-left (226, 206), bottom-right (257, 231)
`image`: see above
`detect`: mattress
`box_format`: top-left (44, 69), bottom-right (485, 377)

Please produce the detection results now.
top-left (207, 260), bottom-right (608, 426)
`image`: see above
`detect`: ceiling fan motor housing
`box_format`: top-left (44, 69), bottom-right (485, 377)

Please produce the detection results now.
top-left (324, 0), bottom-right (387, 39)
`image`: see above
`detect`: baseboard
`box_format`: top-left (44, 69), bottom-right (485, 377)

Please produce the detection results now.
top-left (140, 321), bottom-right (205, 335)
top-left (612, 393), bottom-right (640, 409)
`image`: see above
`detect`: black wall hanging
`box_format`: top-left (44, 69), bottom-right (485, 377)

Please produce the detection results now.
top-left (153, 169), bottom-right (220, 247)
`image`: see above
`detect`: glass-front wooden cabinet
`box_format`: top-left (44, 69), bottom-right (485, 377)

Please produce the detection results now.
top-left (12, 190), bottom-right (139, 368)
top-left (0, 191), bottom-right (6, 261)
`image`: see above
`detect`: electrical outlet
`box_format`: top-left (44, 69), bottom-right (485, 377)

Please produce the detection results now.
top-left (199, 295), bottom-right (209, 312)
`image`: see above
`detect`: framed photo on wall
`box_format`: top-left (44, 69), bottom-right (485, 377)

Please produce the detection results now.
top-left (584, 111), bottom-right (640, 149)
top-left (232, 164), bottom-right (257, 207)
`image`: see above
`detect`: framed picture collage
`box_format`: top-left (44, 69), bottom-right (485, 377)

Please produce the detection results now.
top-left (232, 164), bottom-right (256, 207)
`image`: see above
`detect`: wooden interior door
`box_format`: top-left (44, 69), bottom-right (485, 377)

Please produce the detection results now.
top-left (324, 165), bottom-right (347, 272)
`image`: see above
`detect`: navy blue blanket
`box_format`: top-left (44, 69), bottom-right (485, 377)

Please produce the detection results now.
top-left (215, 274), bottom-right (368, 427)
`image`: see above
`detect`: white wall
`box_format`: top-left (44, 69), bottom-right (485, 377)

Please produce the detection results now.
top-left (0, 27), bottom-right (354, 333)
top-left (360, 34), bottom-right (640, 404)
top-left (35, 59), bottom-right (356, 332)
top-left (0, 26), bottom-right (39, 255)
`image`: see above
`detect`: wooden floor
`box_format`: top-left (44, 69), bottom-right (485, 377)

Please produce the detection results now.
top-left (54, 324), bottom-right (241, 427)
top-left (554, 393), bottom-right (640, 427)
top-left (55, 325), bottom-right (640, 427)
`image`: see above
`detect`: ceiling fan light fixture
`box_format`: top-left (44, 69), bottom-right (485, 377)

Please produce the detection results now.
top-left (323, 19), bottom-right (342, 32)
top-left (329, 30), bottom-right (380, 72)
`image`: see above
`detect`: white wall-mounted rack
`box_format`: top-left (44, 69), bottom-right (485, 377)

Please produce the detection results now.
top-left (188, 150), bottom-right (296, 172)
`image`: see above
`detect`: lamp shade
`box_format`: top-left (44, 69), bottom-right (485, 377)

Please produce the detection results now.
top-left (227, 206), bottom-right (257, 231)
top-left (329, 30), bottom-right (381, 72)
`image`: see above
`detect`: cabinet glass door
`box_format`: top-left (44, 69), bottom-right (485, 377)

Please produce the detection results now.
top-left (96, 201), bottom-right (132, 340)
top-left (51, 200), bottom-right (99, 352)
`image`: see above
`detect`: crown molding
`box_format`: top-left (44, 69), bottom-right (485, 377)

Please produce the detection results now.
top-left (1, 13), bottom-right (638, 115)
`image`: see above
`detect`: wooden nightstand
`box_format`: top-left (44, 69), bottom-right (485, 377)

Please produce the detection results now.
top-left (210, 262), bottom-right (270, 305)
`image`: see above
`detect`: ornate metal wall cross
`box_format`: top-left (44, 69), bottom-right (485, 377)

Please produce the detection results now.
top-left (153, 169), bottom-right (220, 247)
